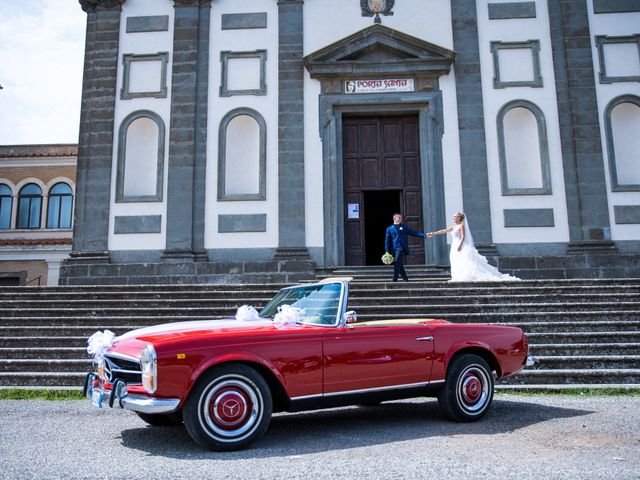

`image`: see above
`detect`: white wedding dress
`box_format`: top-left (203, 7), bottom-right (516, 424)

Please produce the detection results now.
top-left (449, 222), bottom-right (519, 282)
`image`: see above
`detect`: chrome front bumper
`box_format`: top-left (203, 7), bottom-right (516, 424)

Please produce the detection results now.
top-left (83, 373), bottom-right (180, 415)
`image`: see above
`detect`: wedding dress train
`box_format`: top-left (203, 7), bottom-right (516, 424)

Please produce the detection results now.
top-left (449, 223), bottom-right (519, 282)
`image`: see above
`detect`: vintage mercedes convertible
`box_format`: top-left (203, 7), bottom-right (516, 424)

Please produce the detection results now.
top-left (83, 279), bottom-right (533, 451)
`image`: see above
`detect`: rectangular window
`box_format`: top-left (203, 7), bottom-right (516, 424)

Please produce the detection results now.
top-left (0, 197), bottom-right (11, 229)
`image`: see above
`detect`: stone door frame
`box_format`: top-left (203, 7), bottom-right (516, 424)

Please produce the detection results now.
top-left (318, 92), bottom-right (448, 267)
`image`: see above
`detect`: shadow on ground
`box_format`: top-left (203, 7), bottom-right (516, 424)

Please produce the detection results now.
top-left (118, 398), bottom-right (593, 459)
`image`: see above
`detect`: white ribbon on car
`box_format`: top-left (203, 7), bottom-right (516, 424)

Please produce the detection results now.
top-left (235, 305), bottom-right (261, 322)
top-left (87, 330), bottom-right (116, 361)
top-left (273, 305), bottom-right (304, 326)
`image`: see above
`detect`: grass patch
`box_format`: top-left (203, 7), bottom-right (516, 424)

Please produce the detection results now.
top-left (1, 387), bottom-right (639, 401)
top-left (496, 387), bottom-right (640, 397)
top-left (0, 389), bottom-right (85, 401)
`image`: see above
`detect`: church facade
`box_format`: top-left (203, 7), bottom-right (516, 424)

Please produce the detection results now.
top-left (61, 0), bottom-right (640, 284)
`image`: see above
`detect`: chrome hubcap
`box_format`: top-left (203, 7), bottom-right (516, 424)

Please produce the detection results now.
top-left (202, 378), bottom-right (261, 440)
top-left (456, 366), bottom-right (490, 414)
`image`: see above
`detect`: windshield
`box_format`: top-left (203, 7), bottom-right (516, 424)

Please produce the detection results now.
top-left (259, 282), bottom-right (343, 325)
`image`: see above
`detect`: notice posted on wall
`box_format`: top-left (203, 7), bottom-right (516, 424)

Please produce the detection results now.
top-left (345, 79), bottom-right (414, 94)
top-left (347, 203), bottom-right (360, 219)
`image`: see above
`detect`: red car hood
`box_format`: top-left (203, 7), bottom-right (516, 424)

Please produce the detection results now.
top-left (108, 318), bottom-right (299, 358)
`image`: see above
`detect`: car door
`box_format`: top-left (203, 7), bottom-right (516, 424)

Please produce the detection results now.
top-left (322, 323), bottom-right (435, 394)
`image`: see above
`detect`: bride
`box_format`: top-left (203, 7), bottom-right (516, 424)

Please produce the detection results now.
top-left (427, 212), bottom-right (519, 282)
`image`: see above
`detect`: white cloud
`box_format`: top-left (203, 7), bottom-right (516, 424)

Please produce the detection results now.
top-left (0, 0), bottom-right (86, 145)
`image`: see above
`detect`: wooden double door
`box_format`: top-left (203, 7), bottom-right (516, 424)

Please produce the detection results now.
top-left (343, 114), bottom-right (425, 266)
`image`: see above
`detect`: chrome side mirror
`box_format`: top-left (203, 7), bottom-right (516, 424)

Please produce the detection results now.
top-left (342, 310), bottom-right (358, 325)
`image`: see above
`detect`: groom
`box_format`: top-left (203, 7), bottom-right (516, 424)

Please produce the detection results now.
top-left (385, 213), bottom-right (426, 282)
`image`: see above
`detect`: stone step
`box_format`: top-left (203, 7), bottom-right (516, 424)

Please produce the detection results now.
top-left (2, 304), bottom-right (640, 320)
top-left (0, 347), bottom-right (87, 360)
top-left (0, 359), bottom-right (92, 373)
top-left (2, 319), bottom-right (640, 337)
top-left (531, 355), bottom-right (640, 369)
top-left (0, 326), bottom-right (144, 337)
top-left (0, 316), bottom-right (217, 328)
top-left (0, 298), bottom-right (273, 309)
top-left (2, 330), bottom-right (639, 352)
top-left (0, 336), bottom-right (96, 348)
top-left (0, 372), bottom-right (86, 387)
top-left (524, 331), bottom-right (640, 343)
top-left (0, 288), bottom-right (278, 300)
top-left (506, 368), bottom-right (640, 385)
top-left (529, 343), bottom-right (640, 356)
top-left (348, 282), bottom-right (640, 292)
top-left (350, 293), bottom-right (640, 303)
top-left (503, 320), bottom-right (640, 333)
top-left (348, 302), bottom-right (640, 313)
top-left (354, 311), bottom-right (640, 323)
top-left (3, 294), bottom-right (640, 311)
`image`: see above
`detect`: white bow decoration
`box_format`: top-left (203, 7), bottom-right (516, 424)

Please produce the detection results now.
top-left (235, 305), bottom-right (261, 322)
top-left (87, 330), bottom-right (116, 361)
top-left (274, 305), bottom-right (304, 326)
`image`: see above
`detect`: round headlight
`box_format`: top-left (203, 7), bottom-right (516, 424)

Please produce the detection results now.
top-left (140, 344), bottom-right (157, 393)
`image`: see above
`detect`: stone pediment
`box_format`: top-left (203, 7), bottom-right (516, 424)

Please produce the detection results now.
top-left (304, 24), bottom-right (455, 78)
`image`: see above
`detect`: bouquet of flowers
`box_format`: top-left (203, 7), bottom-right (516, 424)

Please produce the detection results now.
top-left (381, 252), bottom-right (394, 265)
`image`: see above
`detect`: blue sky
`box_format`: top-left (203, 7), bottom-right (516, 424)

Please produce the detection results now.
top-left (0, 0), bottom-right (86, 145)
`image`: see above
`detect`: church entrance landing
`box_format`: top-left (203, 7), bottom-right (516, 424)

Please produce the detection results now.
top-left (343, 114), bottom-right (425, 265)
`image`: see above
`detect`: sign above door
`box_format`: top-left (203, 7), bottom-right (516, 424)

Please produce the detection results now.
top-left (345, 78), bottom-right (414, 94)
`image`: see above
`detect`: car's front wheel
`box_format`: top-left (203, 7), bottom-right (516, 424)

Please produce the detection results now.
top-left (438, 353), bottom-right (494, 422)
top-left (183, 364), bottom-right (272, 451)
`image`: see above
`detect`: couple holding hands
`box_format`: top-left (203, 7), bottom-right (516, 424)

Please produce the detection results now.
top-left (384, 212), bottom-right (518, 282)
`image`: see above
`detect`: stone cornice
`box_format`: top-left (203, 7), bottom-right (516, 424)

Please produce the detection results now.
top-left (79, 0), bottom-right (126, 13)
top-left (173, 0), bottom-right (213, 6)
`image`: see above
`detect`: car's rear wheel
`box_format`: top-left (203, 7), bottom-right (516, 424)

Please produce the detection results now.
top-left (438, 353), bottom-right (494, 422)
top-left (183, 364), bottom-right (272, 451)
top-left (136, 411), bottom-right (182, 426)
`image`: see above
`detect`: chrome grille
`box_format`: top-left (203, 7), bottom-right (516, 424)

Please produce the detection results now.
top-left (104, 353), bottom-right (142, 385)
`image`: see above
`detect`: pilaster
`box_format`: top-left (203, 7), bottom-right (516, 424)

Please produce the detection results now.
top-left (275, 0), bottom-right (311, 262)
top-left (163, 0), bottom-right (211, 262)
top-left (547, 0), bottom-right (616, 252)
top-left (450, 0), bottom-right (494, 250)
top-left (70, 0), bottom-right (124, 264)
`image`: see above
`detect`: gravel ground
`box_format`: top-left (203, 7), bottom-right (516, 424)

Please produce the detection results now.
top-left (0, 395), bottom-right (638, 480)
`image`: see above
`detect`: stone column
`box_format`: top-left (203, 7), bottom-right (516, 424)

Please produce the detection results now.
top-left (548, 0), bottom-right (615, 253)
top-left (70, 0), bottom-right (124, 263)
top-left (163, 0), bottom-right (211, 262)
top-left (274, 0), bottom-right (311, 262)
top-left (192, 1), bottom-right (211, 261)
top-left (450, 0), bottom-right (495, 253)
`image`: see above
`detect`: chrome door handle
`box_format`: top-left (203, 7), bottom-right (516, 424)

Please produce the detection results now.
top-left (416, 336), bottom-right (433, 341)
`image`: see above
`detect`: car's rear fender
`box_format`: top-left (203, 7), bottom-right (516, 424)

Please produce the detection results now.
top-left (444, 343), bottom-right (502, 378)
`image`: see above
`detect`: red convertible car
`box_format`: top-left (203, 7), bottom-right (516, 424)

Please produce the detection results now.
top-left (84, 279), bottom-right (533, 451)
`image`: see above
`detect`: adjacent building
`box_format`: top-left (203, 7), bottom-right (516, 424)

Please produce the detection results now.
top-left (60, 0), bottom-right (640, 284)
top-left (0, 145), bottom-right (77, 285)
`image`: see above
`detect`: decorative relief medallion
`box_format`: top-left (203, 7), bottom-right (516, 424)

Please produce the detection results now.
top-left (360, 0), bottom-right (395, 23)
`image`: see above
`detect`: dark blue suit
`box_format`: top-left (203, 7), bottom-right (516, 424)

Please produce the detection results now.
top-left (385, 223), bottom-right (425, 281)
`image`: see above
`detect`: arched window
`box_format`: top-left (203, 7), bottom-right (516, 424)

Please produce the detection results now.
top-left (605, 95), bottom-right (640, 191)
top-left (116, 110), bottom-right (165, 202)
top-left (218, 108), bottom-right (266, 200)
top-left (47, 182), bottom-right (73, 229)
top-left (497, 100), bottom-right (551, 195)
top-left (0, 184), bottom-right (12, 229)
top-left (17, 183), bottom-right (42, 229)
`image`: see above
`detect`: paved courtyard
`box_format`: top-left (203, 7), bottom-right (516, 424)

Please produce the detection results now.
top-left (1, 395), bottom-right (638, 479)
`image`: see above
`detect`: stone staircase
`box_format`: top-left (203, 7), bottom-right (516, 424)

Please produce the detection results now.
top-left (0, 266), bottom-right (638, 389)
